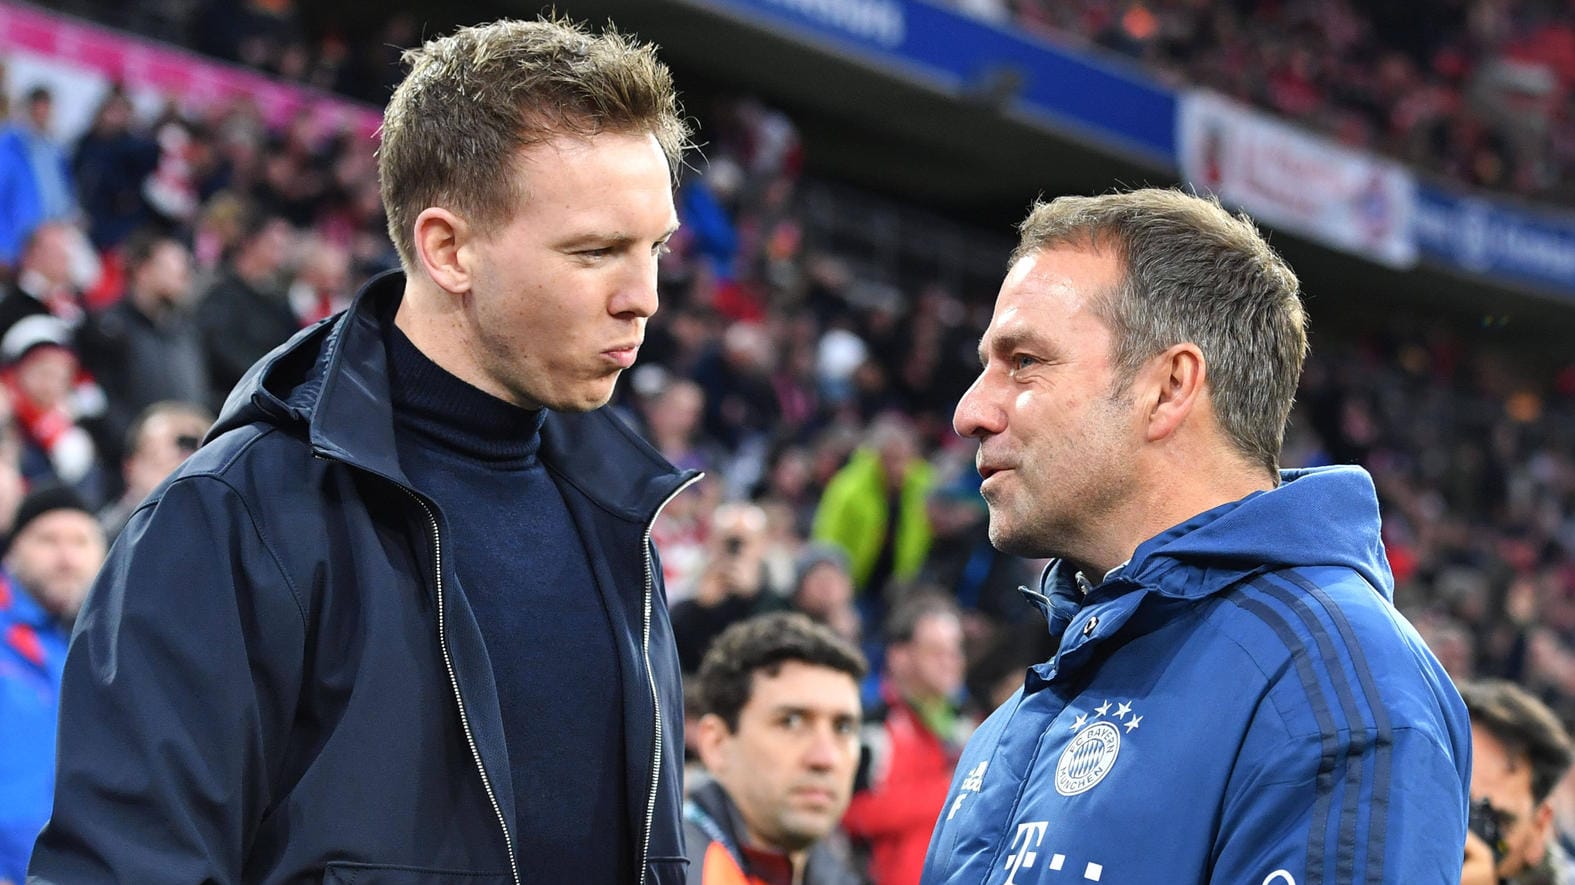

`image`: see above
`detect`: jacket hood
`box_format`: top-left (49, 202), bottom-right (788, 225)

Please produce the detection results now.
top-left (208, 269), bottom-right (696, 523)
top-left (1040, 465), bottom-right (1393, 610)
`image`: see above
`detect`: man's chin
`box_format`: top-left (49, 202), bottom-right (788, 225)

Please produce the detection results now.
top-left (987, 519), bottom-right (1048, 559)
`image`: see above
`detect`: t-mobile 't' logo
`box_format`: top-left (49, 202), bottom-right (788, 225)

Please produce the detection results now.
top-left (1003, 820), bottom-right (1049, 885)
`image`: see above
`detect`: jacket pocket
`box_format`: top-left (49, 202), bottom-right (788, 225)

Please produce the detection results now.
top-left (645, 855), bottom-right (690, 885)
top-left (323, 862), bottom-right (513, 884)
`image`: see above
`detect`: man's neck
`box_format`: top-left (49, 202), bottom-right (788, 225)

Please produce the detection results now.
top-left (737, 840), bottom-right (809, 885)
top-left (1089, 452), bottom-right (1276, 576)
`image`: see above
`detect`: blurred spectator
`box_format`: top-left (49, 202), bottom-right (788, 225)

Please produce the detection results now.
top-left (98, 401), bottom-right (214, 542)
top-left (1459, 679), bottom-right (1575, 885)
top-left (790, 542), bottom-right (862, 645)
top-left (639, 374), bottom-right (722, 475)
top-left (1, 316), bottom-right (105, 501)
top-left (194, 205), bottom-right (297, 405)
top-left (812, 414), bottom-right (934, 615)
top-left (672, 501), bottom-right (776, 673)
top-left (693, 321), bottom-right (780, 454)
top-left (71, 87), bottom-right (159, 251)
top-left (285, 239), bottom-right (351, 326)
top-left (0, 485), bottom-right (107, 883)
top-left (843, 593), bottom-right (969, 885)
top-left (0, 428), bottom-right (26, 550)
top-left (11, 87), bottom-right (76, 225)
top-left (920, 455), bottom-right (1041, 626)
top-left (685, 612), bottom-right (866, 885)
top-left (0, 86), bottom-right (75, 272)
top-left (76, 230), bottom-right (210, 463)
top-left (0, 222), bottom-right (87, 339)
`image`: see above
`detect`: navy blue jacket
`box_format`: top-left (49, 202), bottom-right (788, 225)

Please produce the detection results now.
top-left (30, 271), bottom-right (699, 884)
top-left (922, 467), bottom-right (1470, 885)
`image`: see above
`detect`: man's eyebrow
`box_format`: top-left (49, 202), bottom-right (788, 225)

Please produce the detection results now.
top-left (556, 224), bottom-right (681, 250)
top-left (767, 703), bottom-right (859, 719)
top-left (978, 328), bottom-right (1034, 366)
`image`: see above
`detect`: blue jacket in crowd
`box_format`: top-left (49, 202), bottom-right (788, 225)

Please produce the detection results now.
top-left (0, 571), bottom-right (68, 883)
top-left (922, 466), bottom-right (1470, 885)
top-left (29, 271), bottom-right (699, 884)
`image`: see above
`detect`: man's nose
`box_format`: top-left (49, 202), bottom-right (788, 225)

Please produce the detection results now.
top-left (953, 374), bottom-right (1004, 439)
top-left (803, 726), bottom-right (845, 771)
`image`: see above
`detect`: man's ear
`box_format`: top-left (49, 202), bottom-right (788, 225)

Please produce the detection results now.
top-left (693, 712), bottom-right (733, 773)
top-left (1527, 800), bottom-right (1556, 867)
top-left (412, 207), bottom-right (474, 296)
top-left (1140, 343), bottom-right (1207, 443)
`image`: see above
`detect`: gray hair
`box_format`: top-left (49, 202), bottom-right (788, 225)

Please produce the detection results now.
top-left (1014, 188), bottom-right (1307, 474)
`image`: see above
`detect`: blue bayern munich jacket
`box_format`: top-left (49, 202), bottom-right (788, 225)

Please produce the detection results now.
top-left (29, 271), bottom-right (699, 884)
top-left (922, 466), bottom-right (1470, 885)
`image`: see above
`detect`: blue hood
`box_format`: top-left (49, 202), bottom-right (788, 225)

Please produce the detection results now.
top-left (1038, 465), bottom-right (1393, 627)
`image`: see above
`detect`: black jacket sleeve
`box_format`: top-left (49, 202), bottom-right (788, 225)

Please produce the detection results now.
top-left (28, 475), bottom-right (307, 883)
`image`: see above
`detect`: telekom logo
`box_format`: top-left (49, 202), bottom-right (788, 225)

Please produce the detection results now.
top-left (1003, 821), bottom-right (1049, 885)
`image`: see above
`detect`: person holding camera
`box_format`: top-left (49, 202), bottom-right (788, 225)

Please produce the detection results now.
top-left (672, 502), bottom-right (777, 673)
top-left (1459, 679), bottom-right (1575, 885)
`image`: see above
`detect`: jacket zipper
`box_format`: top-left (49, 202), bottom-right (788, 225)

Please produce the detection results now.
top-left (639, 474), bottom-right (702, 885)
top-left (404, 488), bottom-right (521, 885)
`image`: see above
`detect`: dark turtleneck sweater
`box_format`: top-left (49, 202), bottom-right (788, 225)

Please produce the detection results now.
top-left (385, 320), bottom-right (631, 882)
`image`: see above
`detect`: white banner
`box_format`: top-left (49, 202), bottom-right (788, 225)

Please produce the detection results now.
top-left (1178, 90), bottom-right (1417, 269)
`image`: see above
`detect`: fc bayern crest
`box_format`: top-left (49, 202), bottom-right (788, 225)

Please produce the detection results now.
top-left (1055, 721), bottom-right (1121, 796)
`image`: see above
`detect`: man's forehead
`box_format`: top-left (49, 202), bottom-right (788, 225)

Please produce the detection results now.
top-left (747, 662), bottom-right (860, 713)
top-left (997, 248), bottom-right (1116, 315)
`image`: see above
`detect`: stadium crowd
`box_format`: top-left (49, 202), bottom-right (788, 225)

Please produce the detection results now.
top-left (2, 1), bottom-right (1575, 881)
top-left (50, 0), bottom-right (1575, 202)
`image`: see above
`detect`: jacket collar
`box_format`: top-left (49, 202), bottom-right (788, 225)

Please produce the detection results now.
top-left (208, 269), bottom-right (697, 524)
top-left (1025, 465), bottom-right (1393, 632)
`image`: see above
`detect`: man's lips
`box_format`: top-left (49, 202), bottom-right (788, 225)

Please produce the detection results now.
top-left (791, 786), bottom-right (839, 806)
top-left (978, 463), bottom-right (1012, 480)
top-left (603, 343), bottom-right (641, 368)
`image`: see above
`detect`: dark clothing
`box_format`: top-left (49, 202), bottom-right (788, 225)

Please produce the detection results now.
top-left (383, 320), bottom-right (633, 884)
top-left (71, 128), bottom-right (159, 251)
top-left (683, 781), bottom-right (861, 885)
top-left (76, 298), bottom-right (210, 462)
top-left (31, 271), bottom-right (698, 884)
top-left (670, 591), bottom-right (773, 674)
top-left (0, 283), bottom-right (50, 342)
top-left (195, 268), bottom-right (299, 407)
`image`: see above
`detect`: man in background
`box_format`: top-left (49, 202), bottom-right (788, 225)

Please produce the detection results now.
top-left (1460, 679), bottom-right (1575, 885)
top-left (194, 203), bottom-right (296, 404)
top-left (76, 230), bottom-right (210, 466)
top-left (0, 487), bottom-right (106, 883)
top-left (97, 401), bottom-right (213, 541)
top-left (686, 612), bottom-right (865, 885)
top-left (844, 593), bottom-right (968, 884)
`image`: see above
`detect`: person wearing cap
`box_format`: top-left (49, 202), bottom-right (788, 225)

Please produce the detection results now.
top-left (0, 485), bottom-right (105, 883)
top-left (0, 315), bottom-right (103, 498)
top-left (789, 542), bottom-right (860, 646)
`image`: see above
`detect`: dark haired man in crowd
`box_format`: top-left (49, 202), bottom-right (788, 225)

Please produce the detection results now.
top-left (193, 203), bottom-right (297, 404)
top-left (1459, 679), bottom-right (1575, 885)
top-left (926, 188), bottom-right (1470, 882)
top-left (76, 229), bottom-right (209, 465)
top-left (32, 16), bottom-right (695, 883)
top-left (95, 401), bottom-right (213, 541)
top-left (687, 612), bottom-right (865, 885)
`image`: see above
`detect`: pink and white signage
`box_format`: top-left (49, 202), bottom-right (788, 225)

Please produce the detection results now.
top-left (0, 0), bottom-right (382, 142)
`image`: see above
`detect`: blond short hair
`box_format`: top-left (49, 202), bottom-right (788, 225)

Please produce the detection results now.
top-left (378, 16), bottom-right (690, 269)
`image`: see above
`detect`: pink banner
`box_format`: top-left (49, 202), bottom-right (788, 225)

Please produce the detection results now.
top-left (0, 0), bottom-right (383, 139)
